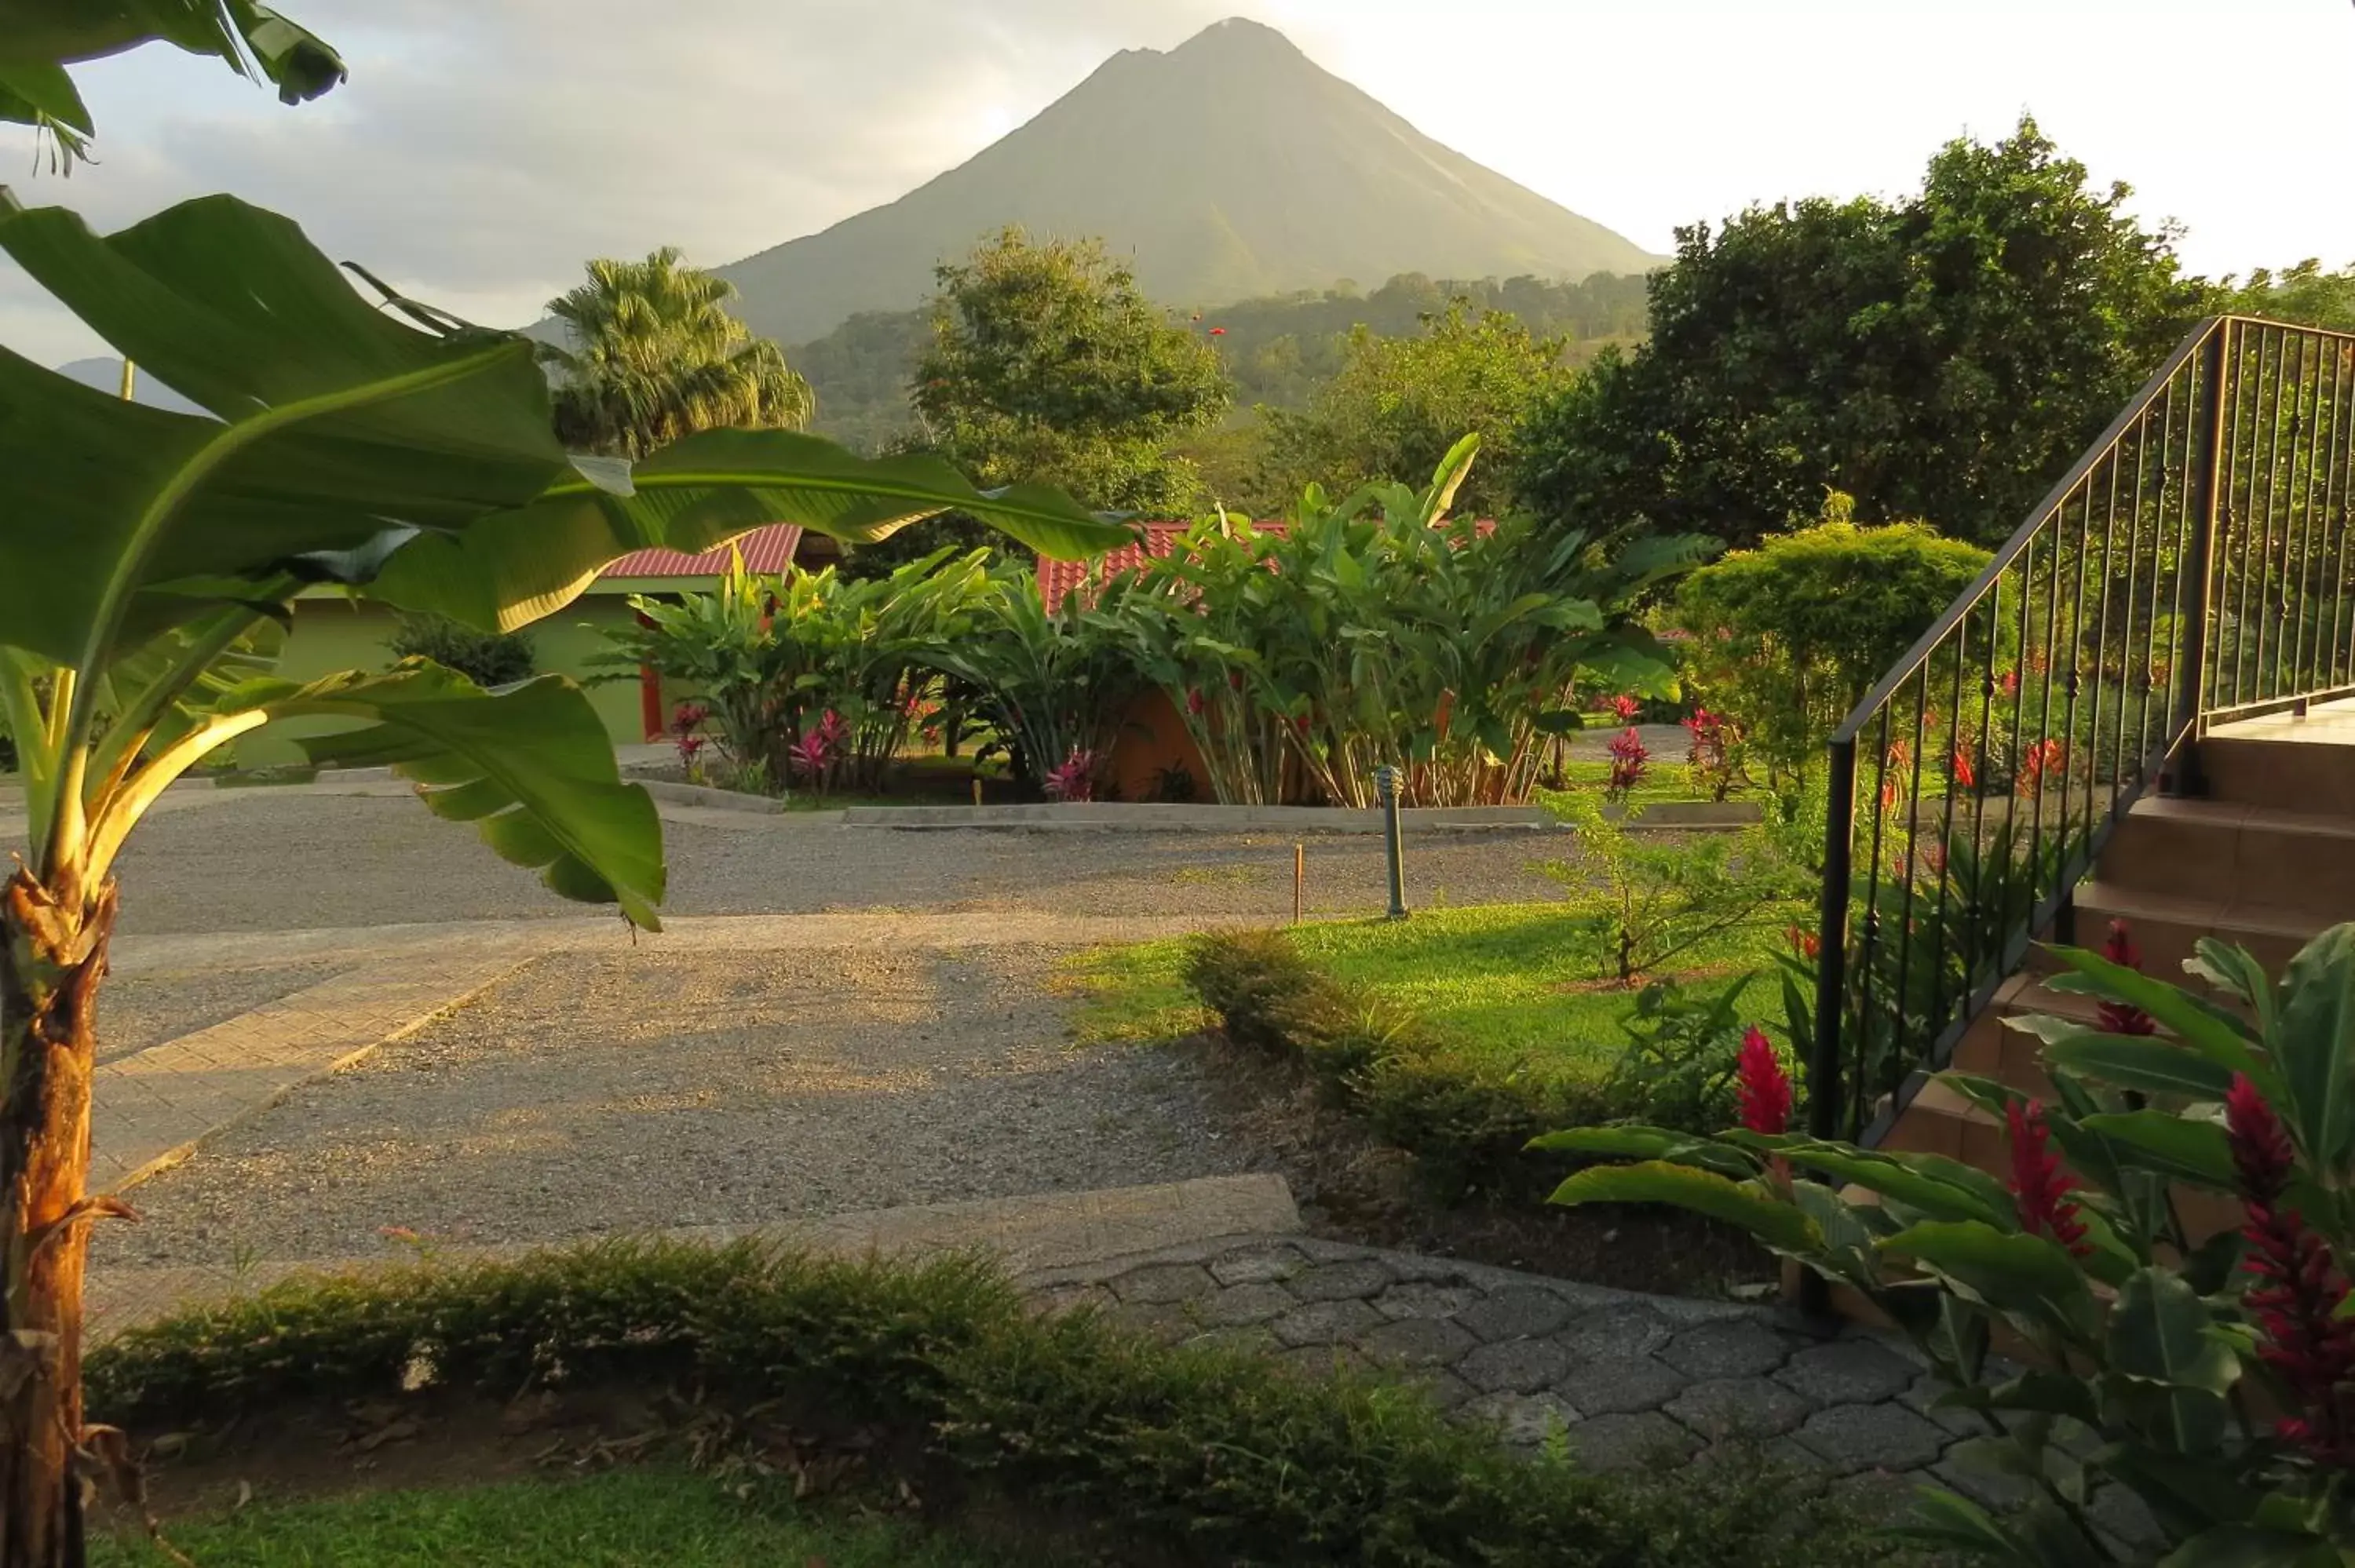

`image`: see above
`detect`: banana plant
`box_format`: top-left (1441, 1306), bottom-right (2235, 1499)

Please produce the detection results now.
top-left (0, 191), bottom-right (1126, 1564)
top-left (1536, 922), bottom-right (2355, 1564)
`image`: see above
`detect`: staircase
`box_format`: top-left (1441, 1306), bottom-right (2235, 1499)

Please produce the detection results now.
top-left (1809, 314), bottom-right (2355, 1179)
top-left (1882, 699), bottom-right (2355, 1166)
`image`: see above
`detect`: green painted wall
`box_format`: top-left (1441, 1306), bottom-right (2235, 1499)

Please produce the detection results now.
top-left (237, 594), bottom-right (658, 768)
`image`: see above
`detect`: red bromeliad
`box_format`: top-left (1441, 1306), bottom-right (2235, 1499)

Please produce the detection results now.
top-left (1606, 727), bottom-right (1648, 797)
top-left (1607, 693), bottom-right (1641, 724)
top-left (2098, 920), bottom-right (2156, 1035)
top-left (1736, 1026), bottom-right (1791, 1136)
top-left (2006, 1100), bottom-right (2093, 1257)
top-left (1042, 747), bottom-right (1097, 802)
top-left (2228, 1075), bottom-right (2355, 1465)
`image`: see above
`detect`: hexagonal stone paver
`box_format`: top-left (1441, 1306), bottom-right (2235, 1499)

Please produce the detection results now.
top-left (1897, 1373), bottom-right (1984, 1438)
top-left (1197, 1282), bottom-right (1298, 1327)
top-left (2087, 1484), bottom-right (2164, 1550)
top-left (1931, 1454), bottom-right (2036, 1514)
top-left (1558, 1411), bottom-right (1697, 1472)
top-left (1554, 1303), bottom-right (1674, 1362)
top-left (1357, 1315), bottom-right (1477, 1369)
top-left (1460, 1337), bottom-right (1573, 1395)
top-left (1792, 1402), bottom-right (1948, 1473)
top-left (1455, 1286), bottom-right (1575, 1344)
top-left (1209, 1244), bottom-right (1309, 1286)
top-left (1107, 1301), bottom-right (1196, 1343)
top-left (1663, 1377), bottom-right (1815, 1440)
top-left (1775, 1339), bottom-right (1919, 1405)
top-left (1112, 1263), bottom-right (1218, 1304)
top-left (1289, 1259), bottom-right (1395, 1301)
top-left (1827, 1468), bottom-right (1923, 1524)
top-left (1560, 1355), bottom-right (1688, 1415)
top-left (1373, 1280), bottom-right (1484, 1320)
top-left (1271, 1296), bottom-right (1384, 1347)
top-left (1405, 1369), bottom-right (1479, 1412)
top-left (1657, 1317), bottom-right (1793, 1380)
top-left (1463, 1391), bottom-right (1583, 1446)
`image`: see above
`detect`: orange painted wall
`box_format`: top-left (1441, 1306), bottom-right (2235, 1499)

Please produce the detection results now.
top-left (1106, 688), bottom-right (1210, 803)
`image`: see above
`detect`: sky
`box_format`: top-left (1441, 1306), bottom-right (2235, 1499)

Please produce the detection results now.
top-left (9, 0), bottom-right (2350, 366)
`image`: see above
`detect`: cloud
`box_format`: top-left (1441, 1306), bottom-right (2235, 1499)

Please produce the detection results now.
top-left (2, 0), bottom-right (1230, 361)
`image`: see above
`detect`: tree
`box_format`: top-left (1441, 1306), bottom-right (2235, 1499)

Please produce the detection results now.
top-left (1258, 303), bottom-right (1570, 520)
top-left (546, 247), bottom-right (814, 459)
top-left (0, 187), bottom-right (1123, 1564)
top-left (1516, 119), bottom-right (2216, 549)
top-left (911, 228), bottom-right (1232, 515)
top-left (2229, 258), bottom-right (2355, 332)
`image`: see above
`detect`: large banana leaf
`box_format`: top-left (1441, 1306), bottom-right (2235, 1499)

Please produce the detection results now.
top-left (163, 662), bottom-right (666, 928)
top-left (0, 192), bottom-right (1133, 665)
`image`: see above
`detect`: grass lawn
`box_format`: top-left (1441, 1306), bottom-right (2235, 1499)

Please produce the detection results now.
top-left (1551, 757), bottom-right (1743, 805)
top-left (1061, 901), bottom-right (1801, 1085)
top-left (97, 1469), bottom-right (1039, 1568)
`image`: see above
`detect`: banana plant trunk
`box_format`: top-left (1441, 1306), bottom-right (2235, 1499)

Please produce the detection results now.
top-left (0, 865), bottom-right (115, 1568)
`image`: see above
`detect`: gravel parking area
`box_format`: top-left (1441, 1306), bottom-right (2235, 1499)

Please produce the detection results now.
top-left (113, 790), bottom-right (1574, 936)
top-left (94, 960), bottom-right (348, 1066)
top-left (95, 944), bottom-right (1252, 1271)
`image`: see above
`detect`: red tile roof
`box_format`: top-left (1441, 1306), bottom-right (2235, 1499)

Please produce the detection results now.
top-left (1038, 520), bottom-right (1286, 607)
top-left (599, 523), bottom-right (804, 579)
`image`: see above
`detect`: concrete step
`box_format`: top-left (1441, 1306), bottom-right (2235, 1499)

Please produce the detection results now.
top-left (2196, 733), bottom-right (2355, 815)
top-left (2100, 794), bottom-right (2355, 920)
top-left (2072, 878), bottom-right (2335, 984)
top-left (1947, 974), bottom-right (2109, 1099)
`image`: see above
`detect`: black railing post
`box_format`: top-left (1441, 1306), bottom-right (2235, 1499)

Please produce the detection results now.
top-left (2174, 321), bottom-right (2233, 792)
top-left (1809, 735), bottom-right (1857, 1145)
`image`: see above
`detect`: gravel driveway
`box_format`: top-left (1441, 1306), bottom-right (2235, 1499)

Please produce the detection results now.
top-left (95, 944), bottom-right (1251, 1271)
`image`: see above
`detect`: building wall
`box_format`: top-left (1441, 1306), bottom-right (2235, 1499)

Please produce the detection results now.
top-left (236, 595), bottom-right (655, 768)
top-left (1106, 688), bottom-right (1209, 803)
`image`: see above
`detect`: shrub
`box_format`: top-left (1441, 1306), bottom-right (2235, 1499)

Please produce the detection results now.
top-left (388, 612), bottom-right (536, 688)
top-left (1538, 791), bottom-right (1808, 989)
top-left (1597, 975), bottom-right (1751, 1131)
top-left (86, 1242), bottom-right (1905, 1568)
top-left (1670, 501), bottom-right (1990, 788)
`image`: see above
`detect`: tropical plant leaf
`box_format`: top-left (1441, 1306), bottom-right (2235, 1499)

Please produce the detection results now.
top-left (1886, 1488), bottom-right (2037, 1561)
top-left (2156, 1524), bottom-right (2342, 1567)
top-left (1524, 1125), bottom-right (1756, 1178)
top-left (2275, 924), bottom-right (2355, 1169)
top-left (2107, 1267), bottom-right (2239, 1458)
top-left (1880, 1220), bottom-right (2102, 1343)
top-left (1544, 1161), bottom-right (1822, 1254)
top-left (2043, 946), bottom-right (2272, 1088)
top-left (2041, 1034), bottom-right (2238, 1103)
top-left (370, 429), bottom-right (1136, 633)
top-left (2079, 1111), bottom-right (2236, 1190)
top-left (215, 662), bottom-right (664, 927)
top-left (1722, 1133), bottom-right (2014, 1227)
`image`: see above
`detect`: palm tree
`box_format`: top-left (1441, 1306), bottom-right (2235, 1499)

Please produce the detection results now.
top-left (546, 247), bottom-right (814, 458)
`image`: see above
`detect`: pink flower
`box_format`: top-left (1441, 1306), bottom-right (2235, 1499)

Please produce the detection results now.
top-left (1737, 1026), bottom-right (1792, 1136)
top-left (2229, 1074), bottom-right (2355, 1464)
top-left (1606, 727), bottom-right (1648, 799)
top-left (2097, 920), bottom-right (2156, 1036)
top-left (2006, 1100), bottom-right (2092, 1258)
top-left (1185, 687), bottom-right (1205, 717)
top-left (1042, 748), bottom-right (1097, 802)
top-left (1608, 694), bottom-right (1641, 724)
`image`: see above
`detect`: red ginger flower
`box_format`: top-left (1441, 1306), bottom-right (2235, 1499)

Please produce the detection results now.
top-left (1736, 1026), bottom-right (1791, 1136)
top-left (1785, 924), bottom-right (1820, 962)
top-left (1185, 687), bottom-right (1205, 717)
top-left (2097, 919), bottom-right (2156, 1036)
top-left (2229, 1074), bottom-right (2355, 1464)
top-left (1952, 746), bottom-right (1977, 789)
top-left (2006, 1099), bottom-right (2093, 1257)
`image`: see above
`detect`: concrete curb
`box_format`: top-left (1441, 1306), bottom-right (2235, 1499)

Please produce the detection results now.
top-left (637, 778), bottom-right (794, 814)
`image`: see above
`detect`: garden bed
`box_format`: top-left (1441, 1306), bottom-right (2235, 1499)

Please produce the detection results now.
top-left (845, 800), bottom-right (1760, 831)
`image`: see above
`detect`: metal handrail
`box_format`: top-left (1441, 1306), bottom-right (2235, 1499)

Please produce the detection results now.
top-left (1809, 315), bottom-right (2355, 1146)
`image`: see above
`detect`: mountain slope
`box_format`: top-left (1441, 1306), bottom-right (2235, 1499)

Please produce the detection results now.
top-left (716, 18), bottom-right (1659, 346)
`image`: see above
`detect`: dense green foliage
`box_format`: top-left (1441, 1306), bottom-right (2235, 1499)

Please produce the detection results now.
top-left (1671, 509), bottom-right (1992, 784)
top-left (1515, 119), bottom-right (2214, 549)
top-left (1111, 440), bottom-right (1704, 807)
top-left (912, 228), bottom-right (1232, 514)
top-left (2228, 258), bottom-right (2355, 332)
top-left (1548, 922), bottom-right (2355, 1563)
top-left (545, 247), bottom-right (814, 459)
top-left (87, 1243), bottom-right (1903, 1568)
top-left (1255, 305), bottom-right (1573, 520)
top-left (386, 613), bottom-right (536, 689)
top-left (94, 1471), bottom-right (1031, 1568)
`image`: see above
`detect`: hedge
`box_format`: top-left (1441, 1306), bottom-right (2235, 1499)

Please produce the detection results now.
top-left (89, 1241), bottom-right (1911, 1568)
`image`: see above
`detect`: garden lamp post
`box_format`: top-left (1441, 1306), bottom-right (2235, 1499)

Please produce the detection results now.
top-left (1375, 764), bottom-right (1408, 920)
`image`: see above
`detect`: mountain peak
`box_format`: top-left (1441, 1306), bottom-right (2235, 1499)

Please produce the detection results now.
top-left (1167, 16), bottom-right (1306, 60)
top-left (709, 24), bottom-right (1661, 345)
